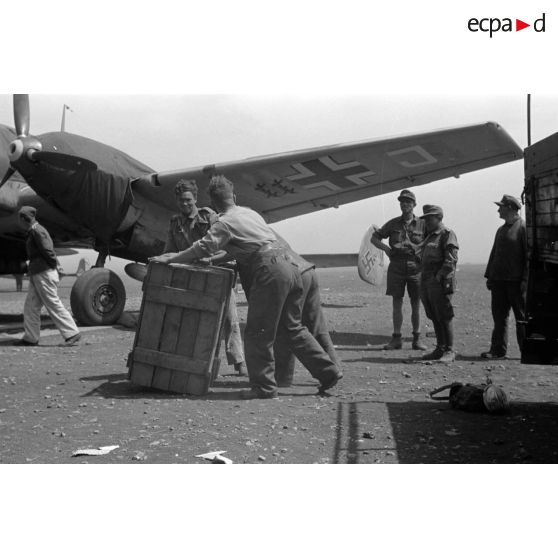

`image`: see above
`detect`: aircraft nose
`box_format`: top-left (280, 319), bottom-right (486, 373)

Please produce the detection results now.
top-left (8, 139), bottom-right (24, 161)
top-left (8, 137), bottom-right (42, 164)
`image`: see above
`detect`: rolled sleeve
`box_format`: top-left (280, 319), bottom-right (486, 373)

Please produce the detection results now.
top-left (376, 221), bottom-right (391, 240)
top-left (441, 231), bottom-right (459, 276)
top-left (192, 221), bottom-right (233, 257)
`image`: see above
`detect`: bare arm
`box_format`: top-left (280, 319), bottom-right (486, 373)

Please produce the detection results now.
top-left (370, 231), bottom-right (393, 258)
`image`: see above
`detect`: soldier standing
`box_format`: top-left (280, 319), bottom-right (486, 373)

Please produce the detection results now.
top-left (481, 195), bottom-right (527, 359)
top-left (164, 178), bottom-right (247, 375)
top-left (371, 189), bottom-right (427, 350)
top-left (417, 205), bottom-right (459, 363)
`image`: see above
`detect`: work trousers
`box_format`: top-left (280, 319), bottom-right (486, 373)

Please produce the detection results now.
top-left (420, 273), bottom-right (455, 322)
top-left (23, 268), bottom-right (80, 343)
top-left (489, 280), bottom-right (526, 355)
top-left (223, 290), bottom-right (244, 365)
top-left (420, 272), bottom-right (455, 350)
top-left (274, 269), bottom-right (339, 385)
top-left (243, 247), bottom-right (339, 397)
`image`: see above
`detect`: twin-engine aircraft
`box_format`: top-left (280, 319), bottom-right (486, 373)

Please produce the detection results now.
top-left (0, 95), bottom-right (523, 325)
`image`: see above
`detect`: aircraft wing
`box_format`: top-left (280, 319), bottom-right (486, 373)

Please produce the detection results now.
top-left (133, 122), bottom-right (523, 223)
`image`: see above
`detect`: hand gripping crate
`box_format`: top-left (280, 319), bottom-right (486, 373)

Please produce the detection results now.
top-left (127, 262), bottom-right (235, 395)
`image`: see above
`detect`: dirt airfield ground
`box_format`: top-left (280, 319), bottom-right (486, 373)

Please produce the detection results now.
top-left (1, 264), bottom-right (557, 464)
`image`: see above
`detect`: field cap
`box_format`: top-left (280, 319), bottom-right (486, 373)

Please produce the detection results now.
top-left (420, 204), bottom-right (443, 219)
top-left (495, 194), bottom-right (521, 210)
top-left (397, 189), bottom-right (416, 203)
top-left (18, 206), bottom-right (37, 221)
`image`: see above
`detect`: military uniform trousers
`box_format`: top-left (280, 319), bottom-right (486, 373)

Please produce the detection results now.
top-left (419, 272), bottom-right (454, 322)
top-left (243, 247), bottom-right (339, 397)
top-left (273, 268), bottom-right (339, 386)
top-left (489, 280), bottom-right (526, 355)
top-left (23, 268), bottom-right (80, 343)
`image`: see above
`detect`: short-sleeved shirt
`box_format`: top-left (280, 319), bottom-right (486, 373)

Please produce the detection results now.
top-left (190, 205), bottom-right (277, 266)
top-left (164, 207), bottom-right (217, 252)
top-left (26, 222), bottom-right (59, 275)
top-left (419, 225), bottom-right (459, 276)
top-left (375, 215), bottom-right (426, 261)
top-left (485, 217), bottom-right (527, 282)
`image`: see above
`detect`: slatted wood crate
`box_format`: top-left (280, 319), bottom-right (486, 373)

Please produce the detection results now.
top-left (522, 132), bottom-right (558, 364)
top-left (127, 262), bottom-right (234, 395)
top-left (525, 133), bottom-right (558, 264)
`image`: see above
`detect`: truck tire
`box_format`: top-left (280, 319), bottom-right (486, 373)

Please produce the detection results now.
top-left (70, 268), bottom-right (126, 326)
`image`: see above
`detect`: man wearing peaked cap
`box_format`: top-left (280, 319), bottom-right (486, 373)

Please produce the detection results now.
top-left (417, 204), bottom-right (459, 363)
top-left (495, 194), bottom-right (522, 211)
top-left (482, 194), bottom-right (527, 359)
top-left (371, 189), bottom-right (427, 351)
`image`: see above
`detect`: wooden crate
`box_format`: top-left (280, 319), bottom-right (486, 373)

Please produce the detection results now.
top-left (525, 140), bottom-right (558, 263)
top-left (127, 262), bottom-right (234, 395)
top-left (522, 133), bottom-right (558, 363)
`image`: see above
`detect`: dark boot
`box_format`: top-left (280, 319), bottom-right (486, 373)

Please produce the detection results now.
top-left (412, 332), bottom-right (427, 350)
top-left (384, 333), bottom-right (402, 350)
top-left (421, 346), bottom-right (444, 360)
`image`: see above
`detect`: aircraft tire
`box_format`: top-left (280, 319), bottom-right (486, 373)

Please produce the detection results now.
top-left (70, 268), bottom-right (126, 326)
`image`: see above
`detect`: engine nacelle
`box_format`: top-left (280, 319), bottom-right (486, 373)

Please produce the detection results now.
top-left (0, 258), bottom-right (27, 275)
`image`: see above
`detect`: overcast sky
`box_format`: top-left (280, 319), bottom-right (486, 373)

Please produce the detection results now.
top-left (1, 93), bottom-right (556, 263)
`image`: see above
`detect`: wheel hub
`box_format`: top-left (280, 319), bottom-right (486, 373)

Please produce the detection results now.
top-left (93, 284), bottom-right (118, 315)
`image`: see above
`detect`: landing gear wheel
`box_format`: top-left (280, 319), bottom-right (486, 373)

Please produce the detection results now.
top-left (70, 268), bottom-right (126, 326)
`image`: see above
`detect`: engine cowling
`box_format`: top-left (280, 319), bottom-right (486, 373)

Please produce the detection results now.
top-left (0, 258), bottom-right (27, 275)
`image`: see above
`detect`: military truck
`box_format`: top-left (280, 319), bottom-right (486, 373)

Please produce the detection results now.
top-left (522, 132), bottom-right (558, 364)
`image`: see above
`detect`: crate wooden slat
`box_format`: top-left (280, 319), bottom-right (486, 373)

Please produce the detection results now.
top-left (128, 262), bottom-right (234, 395)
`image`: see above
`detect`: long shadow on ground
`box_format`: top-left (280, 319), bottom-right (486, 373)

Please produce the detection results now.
top-left (80, 373), bottom-right (326, 401)
top-left (332, 400), bottom-right (558, 464)
top-left (331, 332), bottom-right (391, 346)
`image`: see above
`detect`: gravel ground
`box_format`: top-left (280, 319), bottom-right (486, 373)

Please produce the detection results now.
top-left (1, 264), bottom-right (557, 464)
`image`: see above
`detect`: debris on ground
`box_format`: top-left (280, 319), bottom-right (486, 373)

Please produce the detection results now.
top-left (72, 445), bottom-right (119, 457)
top-left (196, 450), bottom-right (233, 464)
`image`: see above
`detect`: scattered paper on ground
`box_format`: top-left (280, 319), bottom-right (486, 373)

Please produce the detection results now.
top-left (196, 450), bottom-right (233, 464)
top-left (72, 445), bottom-right (120, 457)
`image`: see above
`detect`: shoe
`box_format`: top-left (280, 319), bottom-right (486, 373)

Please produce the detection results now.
top-left (412, 333), bottom-right (427, 351)
top-left (234, 362), bottom-right (247, 376)
top-left (319, 370), bottom-right (343, 392)
top-left (14, 338), bottom-right (38, 346)
top-left (438, 350), bottom-right (456, 363)
top-left (276, 379), bottom-right (293, 388)
top-left (481, 351), bottom-right (506, 360)
top-left (64, 333), bottom-right (82, 346)
top-left (422, 346), bottom-right (444, 360)
top-left (383, 334), bottom-right (402, 350)
top-left (239, 389), bottom-right (278, 400)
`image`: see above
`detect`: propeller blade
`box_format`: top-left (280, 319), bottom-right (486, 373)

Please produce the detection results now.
top-left (0, 167), bottom-right (15, 188)
top-left (13, 94), bottom-right (30, 137)
top-left (31, 151), bottom-right (97, 171)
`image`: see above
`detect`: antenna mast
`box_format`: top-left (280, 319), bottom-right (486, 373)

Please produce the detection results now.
top-left (527, 94), bottom-right (531, 147)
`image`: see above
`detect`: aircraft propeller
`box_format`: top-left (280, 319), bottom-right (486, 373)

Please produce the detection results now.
top-left (13, 94), bottom-right (30, 137)
top-left (0, 94), bottom-right (97, 189)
